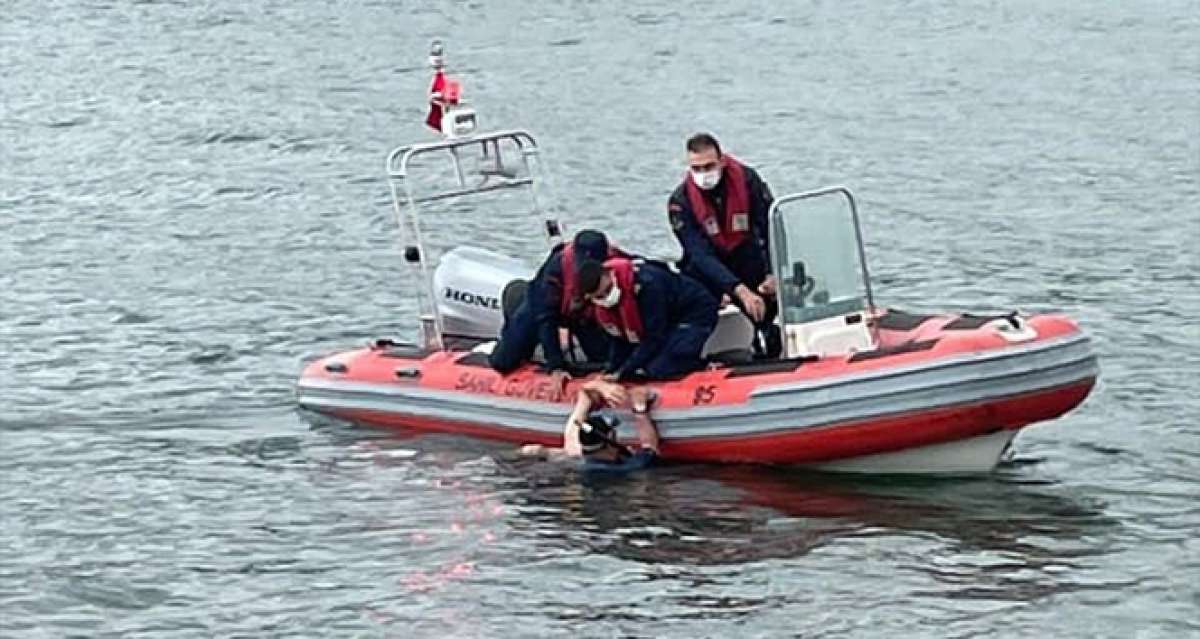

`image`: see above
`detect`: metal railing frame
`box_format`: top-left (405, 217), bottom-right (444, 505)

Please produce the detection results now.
top-left (384, 130), bottom-right (545, 350)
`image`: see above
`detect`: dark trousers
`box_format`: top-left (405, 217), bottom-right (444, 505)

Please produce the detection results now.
top-left (488, 299), bottom-right (608, 373)
top-left (725, 289), bottom-right (782, 358)
top-left (684, 259), bottom-right (782, 359)
top-left (642, 321), bottom-right (714, 379)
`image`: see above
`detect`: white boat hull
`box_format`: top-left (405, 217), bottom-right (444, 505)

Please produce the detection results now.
top-left (805, 429), bottom-right (1018, 474)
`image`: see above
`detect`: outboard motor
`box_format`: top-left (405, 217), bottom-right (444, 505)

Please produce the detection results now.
top-left (432, 246), bottom-right (535, 341)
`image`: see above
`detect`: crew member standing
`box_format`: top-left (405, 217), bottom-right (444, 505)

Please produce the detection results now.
top-left (667, 132), bottom-right (781, 358)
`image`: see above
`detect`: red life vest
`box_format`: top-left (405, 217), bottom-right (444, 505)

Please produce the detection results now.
top-left (559, 242), bottom-right (625, 318)
top-left (593, 258), bottom-right (644, 343)
top-left (683, 155), bottom-right (751, 254)
top-left (560, 242), bottom-right (579, 316)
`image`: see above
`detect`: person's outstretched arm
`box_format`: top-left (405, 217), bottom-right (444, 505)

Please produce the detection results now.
top-left (629, 387), bottom-right (660, 454)
top-left (560, 387), bottom-right (594, 457)
top-left (561, 379), bottom-right (628, 456)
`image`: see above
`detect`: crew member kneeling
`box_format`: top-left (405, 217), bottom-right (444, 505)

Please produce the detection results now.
top-left (668, 132), bottom-right (782, 358)
top-left (576, 257), bottom-right (717, 381)
top-left (489, 230), bottom-right (622, 380)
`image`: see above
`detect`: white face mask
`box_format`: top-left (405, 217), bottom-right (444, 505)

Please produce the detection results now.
top-left (593, 283), bottom-right (621, 308)
top-left (429, 55), bottom-right (444, 69)
top-left (691, 168), bottom-right (722, 190)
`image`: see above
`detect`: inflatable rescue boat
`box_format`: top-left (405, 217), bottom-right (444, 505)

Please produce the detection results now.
top-left (296, 49), bottom-right (1098, 473)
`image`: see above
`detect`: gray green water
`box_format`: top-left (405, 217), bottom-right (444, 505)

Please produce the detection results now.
top-left (3, 1), bottom-right (1198, 636)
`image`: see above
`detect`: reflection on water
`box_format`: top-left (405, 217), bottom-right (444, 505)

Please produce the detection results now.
top-left (322, 415), bottom-right (1120, 610)
top-left (498, 456), bottom-right (1116, 585)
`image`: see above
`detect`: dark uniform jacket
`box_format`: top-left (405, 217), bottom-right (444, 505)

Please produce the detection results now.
top-left (667, 164), bottom-right (774, 296)
top-left (606, 261), bottom-right (716, 378)
top-left (524, 246), bottom-right (573, 371)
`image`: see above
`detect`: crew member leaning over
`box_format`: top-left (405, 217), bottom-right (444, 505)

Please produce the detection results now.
top-left (489, 230), bottom-right (624, 386)
top-left (576, 257), bottom-right (718, 382)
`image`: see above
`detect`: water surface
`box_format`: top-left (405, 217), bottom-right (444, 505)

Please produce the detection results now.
top-left (2, 1), bottom-right (1198, 636)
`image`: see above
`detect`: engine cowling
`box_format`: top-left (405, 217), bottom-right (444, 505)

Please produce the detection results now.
top-left (432, 246), bottom-right (535, 341)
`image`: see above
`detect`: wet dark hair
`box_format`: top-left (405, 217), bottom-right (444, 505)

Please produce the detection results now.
top-left (572, 229), bottom-right (609, 263)
top-left (577, 411), bottom-right (620, 453)
top-left (576, 259), bottom-right (605, 295)
top-left (686, 132), bottom-right (722, 156)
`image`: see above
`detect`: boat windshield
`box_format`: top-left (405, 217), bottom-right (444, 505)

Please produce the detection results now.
top-left (769, 188), bottom-right (873, 324)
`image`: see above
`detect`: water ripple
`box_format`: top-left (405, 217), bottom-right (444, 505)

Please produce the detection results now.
top-left (2, 0), bottom-right (1197, 636)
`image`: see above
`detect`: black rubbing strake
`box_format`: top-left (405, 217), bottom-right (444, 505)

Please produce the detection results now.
top-left (848, 339), bottom-right (939, 363)
top-left (455, 352), bottom-right (493, 368)
top-left (725, 357), bottom-right (818, 378)
top-left (943, 312), bottom-right (1019, 331)
top-left (875, 309), bottom-right (940, 331)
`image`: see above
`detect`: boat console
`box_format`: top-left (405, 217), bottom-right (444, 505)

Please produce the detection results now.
top-left (770, 187), bottom-right (879, 357)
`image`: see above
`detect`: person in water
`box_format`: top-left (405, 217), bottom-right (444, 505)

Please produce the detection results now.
top-left (489, 230), bottom-right (624, 383)
top-left (668, 132), bottom-right (782, 358)
top-left (519, 378), bottom-right (660, 472)
top-left (575, 257), bottom-right (718, 381)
